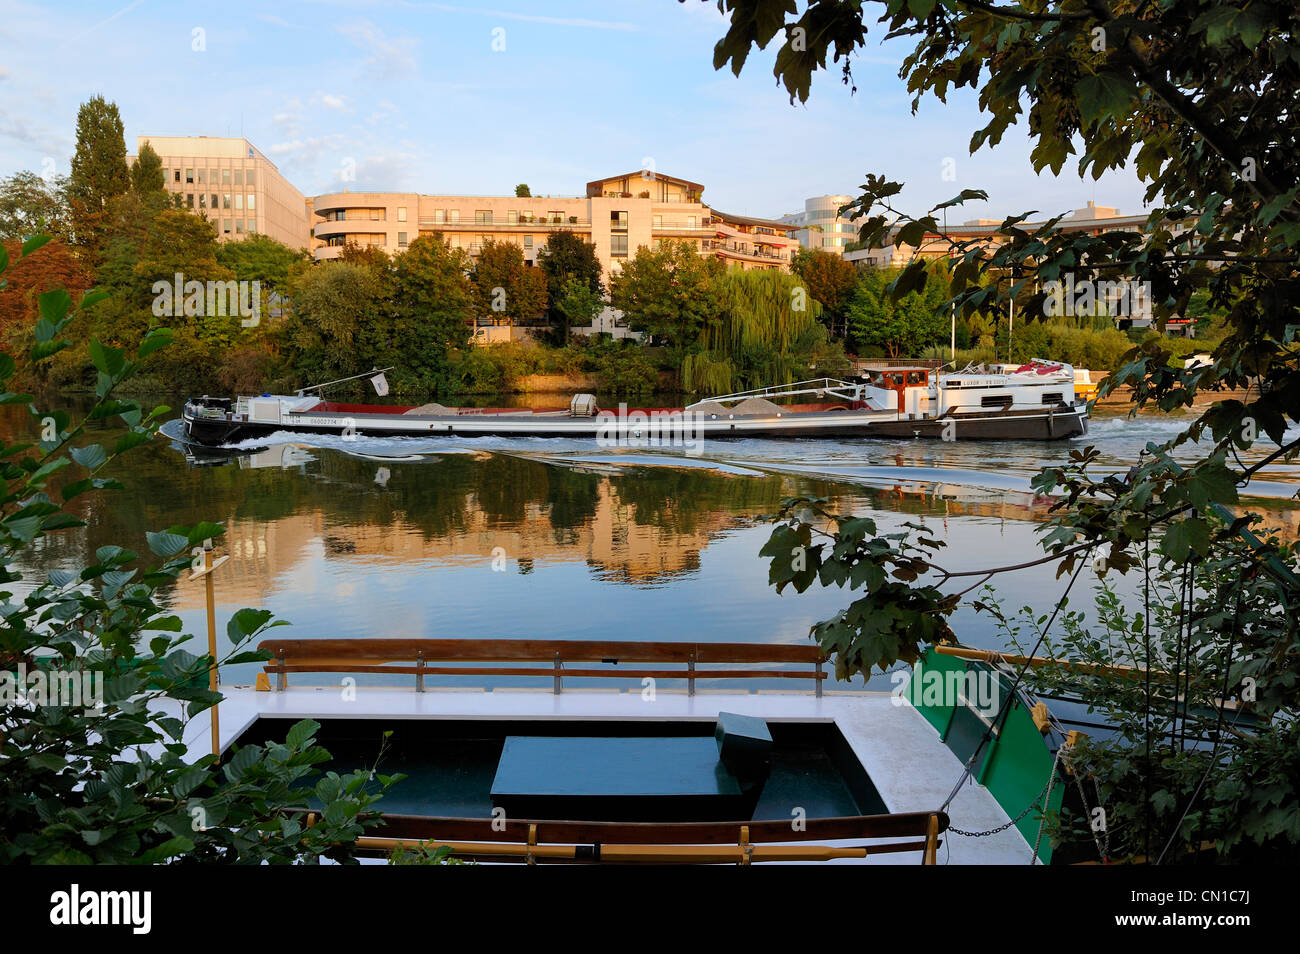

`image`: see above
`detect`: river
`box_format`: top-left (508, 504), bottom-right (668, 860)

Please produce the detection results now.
top-left (5, 397), bottom-right (1296, 690)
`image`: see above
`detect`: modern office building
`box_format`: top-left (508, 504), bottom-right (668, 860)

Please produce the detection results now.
top-left (135, 136), bottom-right (313, 251)
top-left (780, 194), bottom-right (861, 255)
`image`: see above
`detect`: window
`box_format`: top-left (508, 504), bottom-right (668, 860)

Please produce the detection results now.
top-left (186, 193), bottom-right (194, 209)
top-left (210, 168), bottom-right (219, 184)
top-left (210, 194), bottom-right (218, 209)
top-left (235, 219), bottom-right (244, 234)
top-left (397, 207), bottom-right (407, 222)
top-left (611, 235), bottom-right (629, 257)
top-left (981, 394), bottom-right (1013, 409)
top-left (196, 169), bottom-right (205, 184)
top-left (235, 194), bottom-right (243, 210)
top-left (246, 194), bottom-right (255, 210)
top-left (174, 170), bottom-right (181, 182)
top-left (233, 170), bottom-right (243, 186)
top-left (611, 210), bottom-right (628, 231)
top-left (448, 209), bottom-right (460, 224)
top-left (475, 210), bottom-right (492, 224)
top-left (222, 169), bottom-right (231, 184)
top-left (687, 215), bottom-right (697, 228)
top-left (185, 168), bottom-right (194, 183)
top-left (523, 235), bottom-right (533, 248)
top-left (434, 209), bottom-right (446, 224)
top-left (398, 231), bottom-right (408, 247)
top-left (223, 194), bottom-right (231, 209)
top-left (507, 210), bottom-right (517, 224)
top-left (369, 208), bottom-right (382, 221)
top-left (653, 214), bottom-right (662, 228)
top-left (1041, 392), bottom-right (1063, 405)
top-left (223, 220), bottom-right (232, 235)
top-left (548, 210), bottom-right (564, 223)
top-left (245, 170), bottom-right (255, 186)
top-left (198, 194), bottom-right (207, 208)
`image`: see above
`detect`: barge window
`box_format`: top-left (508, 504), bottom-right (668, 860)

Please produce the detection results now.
top-left (981, 395), bottom-right (1013, 409)
top-left (1041, 392), bottom-right (1063, 404)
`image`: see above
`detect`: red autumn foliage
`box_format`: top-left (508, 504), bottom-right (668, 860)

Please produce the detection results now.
top-left (0, 239), bottom-right (93, 335)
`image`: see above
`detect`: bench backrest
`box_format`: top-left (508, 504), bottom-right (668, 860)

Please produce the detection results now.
top-left (259, 637), bottom-right (828, 696)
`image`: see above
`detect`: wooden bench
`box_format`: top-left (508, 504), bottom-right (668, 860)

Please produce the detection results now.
top-left (357, 810), bottom-right (949, 864)
top-left (259, 638), bottom-right (829, 696)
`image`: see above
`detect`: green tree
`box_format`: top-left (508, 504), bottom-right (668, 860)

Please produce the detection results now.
top-left (791, 247), bottom-right (858, 339)
top-left (515, 183), bottom-right (531, 197)
top-left (608, 239), bottom-right (723, 377)
top-left (391, 234), bottom-right (476, 394)
top-left (471, 239), bottom-right (548, 326)
top-left (0, 172), bottom-right (69, 240)
top-left (67, 96), bottom-right (130, 262)
top-left (686, 266), bottom-right (825, 392)
top-left (846, 266), bottom-right (948, 357)
top-left (129, 140), bottom-right (165, 196)
top-left (551, 276), bottom-right (605, 344)
top-left (537, 229), bottom-right (603, 320)
top-left (286, 260), bottom-right (387, 388)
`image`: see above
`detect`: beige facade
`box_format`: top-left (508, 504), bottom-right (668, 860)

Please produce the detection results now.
top-left (310, 171), bottom-right (799, 282)
top-left (135, 136), bottom-right (312, 251)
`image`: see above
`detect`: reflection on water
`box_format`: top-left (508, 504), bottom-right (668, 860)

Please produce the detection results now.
top-left (5, 398), bottom-right (1297, 690)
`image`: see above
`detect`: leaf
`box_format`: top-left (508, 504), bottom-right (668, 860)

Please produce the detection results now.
top-left (38, 288), bottom-right (72, 325)
top-left (285, 719), bottom-right (320, 751)
top-left (22, 234), bottom-right (51, 256)
top-left (136, 836), bottom-right (195, 864)
top-left (1161, 516), bottom-right (1210, 562)
top-left (1075, 73), bottom-right (1135, 127)
top-left (146, 530), bottom-right (191, 557)
top-left (69, 443), bottom-right (107, 471)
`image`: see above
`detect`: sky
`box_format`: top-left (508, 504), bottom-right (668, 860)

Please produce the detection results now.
top-left (0, 0), bottom-right (1152, 224)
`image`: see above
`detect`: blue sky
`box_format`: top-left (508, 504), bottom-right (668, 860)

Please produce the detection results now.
top-left (0, 0), bottom-right (1150, 223)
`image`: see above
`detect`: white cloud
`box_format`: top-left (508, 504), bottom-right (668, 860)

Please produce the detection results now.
top-left (336, 19), bottom-right (418, 81)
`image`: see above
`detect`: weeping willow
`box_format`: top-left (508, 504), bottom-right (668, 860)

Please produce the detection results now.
top-left (683, 267), bottom-right (823, 393)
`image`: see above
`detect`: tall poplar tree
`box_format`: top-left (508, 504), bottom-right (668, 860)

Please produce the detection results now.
top-left (67, 95), bottom-right (130, 262)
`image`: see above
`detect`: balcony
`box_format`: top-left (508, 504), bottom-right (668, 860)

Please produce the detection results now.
top-left (702, 240), bottom-right (790, 263)
top-left (417, 218), bottom-right (591, 230)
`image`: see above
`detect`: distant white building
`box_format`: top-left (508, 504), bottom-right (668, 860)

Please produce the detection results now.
top-left (779, 194), bottom-right (861, 255)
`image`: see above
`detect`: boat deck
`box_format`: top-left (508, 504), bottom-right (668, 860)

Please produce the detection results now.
top-left (171, 684), bottom-right (1038, 864)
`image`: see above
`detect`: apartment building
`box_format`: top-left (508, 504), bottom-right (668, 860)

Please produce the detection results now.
top-left (310, 171), bottom-right (799, 281)
top-left (780, 194), bottom-right (861, 255)
top-left (136, 136), bottom-right (312, 251)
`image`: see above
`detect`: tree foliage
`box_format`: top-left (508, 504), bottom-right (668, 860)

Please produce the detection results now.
top-left (0, 241), bottom-right (396, 864)
top-left (701, 0), bottom-right (1300, 861)
top-left (67, 96), bottom-right (130, 263)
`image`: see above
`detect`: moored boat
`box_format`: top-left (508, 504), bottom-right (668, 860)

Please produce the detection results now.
top-left (180, 359), bottom-right (1089, 448)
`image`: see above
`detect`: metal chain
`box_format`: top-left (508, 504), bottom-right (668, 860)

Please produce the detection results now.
top-left (948, 771), bottom-right (1054, 838)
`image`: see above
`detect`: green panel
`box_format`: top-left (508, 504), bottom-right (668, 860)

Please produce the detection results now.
top-left (906, 648), bottom-right (1063, 865)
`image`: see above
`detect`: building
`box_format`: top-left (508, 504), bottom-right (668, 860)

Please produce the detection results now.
top-left (310, 171), bottom-right (798, 279)
top-left (309, 171), bottom-right (799, 342)
top-left (780, 194), bottom-right (861, 255)
top-left (137, 136), bottom-right (312, 251)
top-left (846, 201), bottom-right (1150, 268)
